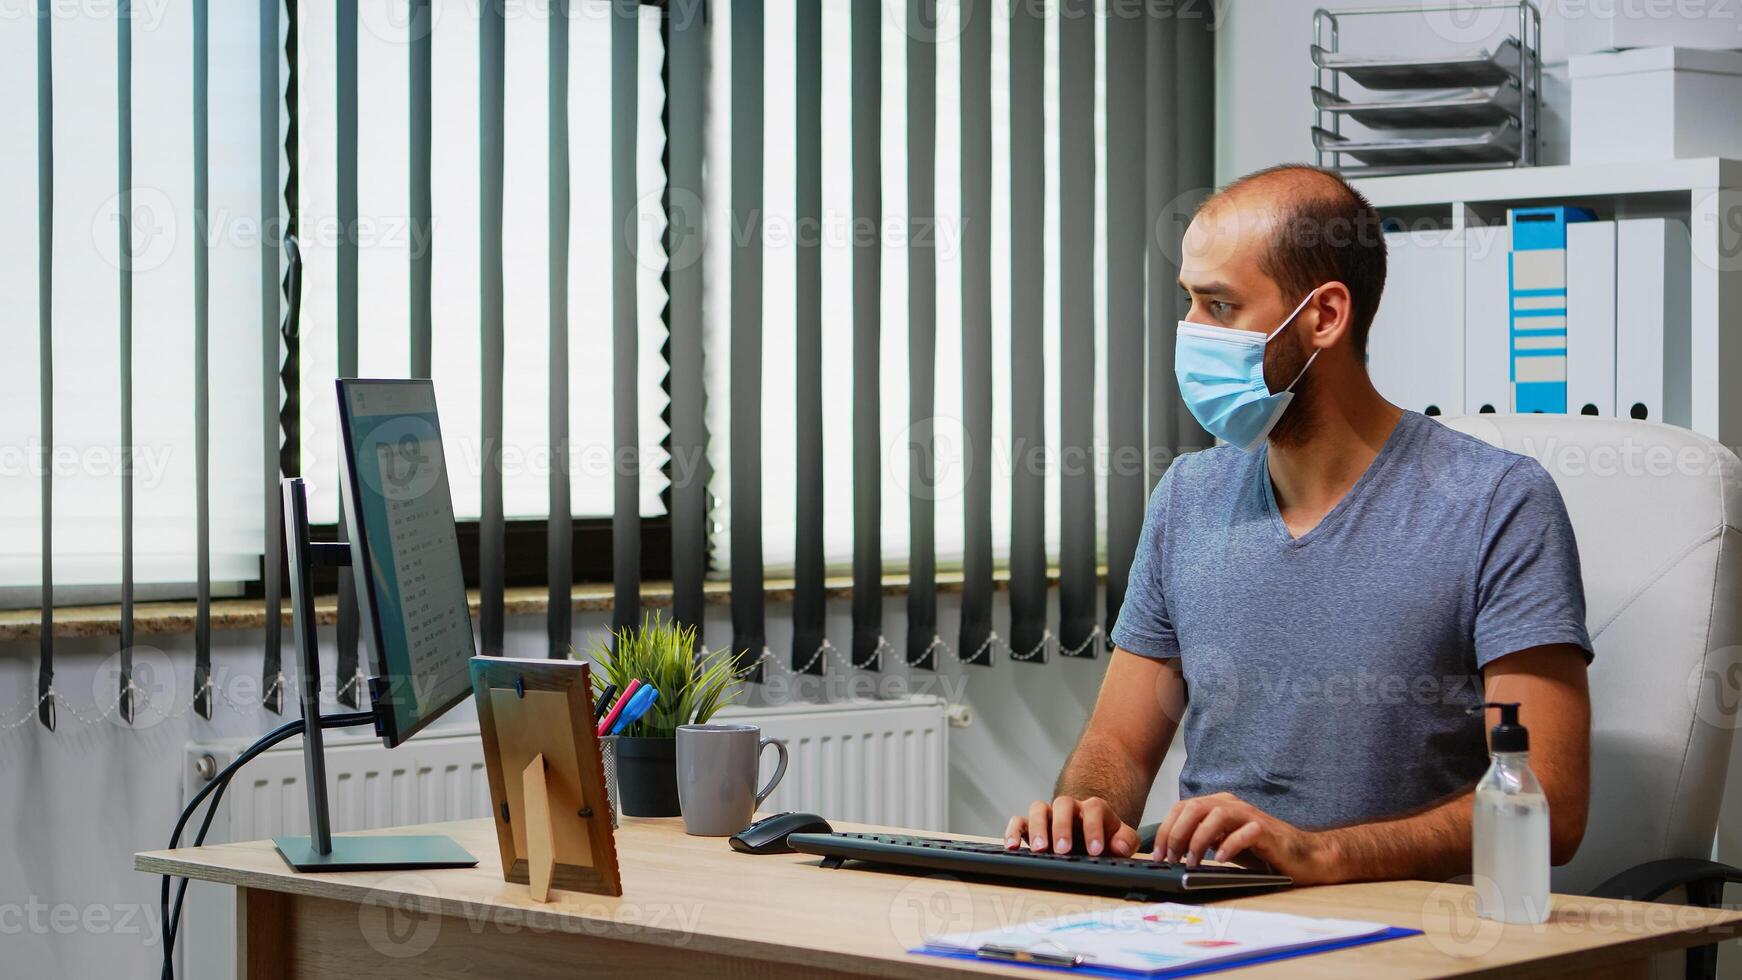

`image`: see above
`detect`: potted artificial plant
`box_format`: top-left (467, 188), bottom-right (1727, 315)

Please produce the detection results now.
top-left (586, 613), bottom-right (741, 817)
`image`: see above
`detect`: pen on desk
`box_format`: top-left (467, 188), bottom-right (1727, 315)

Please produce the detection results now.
top-left (596, 678), bottom-right (643, 737)
top-left (592, 682), bottom-right (620, 721)
top-left (609, 686), bottom-right (659, 736)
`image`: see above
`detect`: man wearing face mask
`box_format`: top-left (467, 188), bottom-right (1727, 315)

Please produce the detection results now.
top-left (1005, 164), bottom-right (1593, 885)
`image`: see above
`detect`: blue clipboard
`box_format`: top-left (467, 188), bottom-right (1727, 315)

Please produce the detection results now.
top-left (911, 925), bottom-right (1422, 979)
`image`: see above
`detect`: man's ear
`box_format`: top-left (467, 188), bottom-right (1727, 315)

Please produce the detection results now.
top-left (1307, 281), bottom-right (1355, 351)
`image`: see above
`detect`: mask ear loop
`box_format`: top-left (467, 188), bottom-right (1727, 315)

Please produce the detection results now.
top-left (1282, 349), bottom-right (1321, 394)
top-left (1265, 287), bottom-right (1320, 343)
top-left (1267, 287), bottom-right (1323, 394)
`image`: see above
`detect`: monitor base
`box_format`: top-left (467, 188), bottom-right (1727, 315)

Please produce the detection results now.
top-left (272, 834), bottom-right (477, 873)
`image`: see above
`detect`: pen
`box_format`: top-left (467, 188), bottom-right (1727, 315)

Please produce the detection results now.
top-left (975, 944), bottom-right (1083, 968)
top-left (609, 686), bottom-right (659, 736)
top-left (595, 678), bottom-right (643, 737)
top-left (592, 682), bottom-right (620, 721)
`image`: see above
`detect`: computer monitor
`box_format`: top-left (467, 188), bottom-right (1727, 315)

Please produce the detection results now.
top-left (335, 378), bottom-right (477, 747)
top-left (271, 378), bottom-right (477, 872)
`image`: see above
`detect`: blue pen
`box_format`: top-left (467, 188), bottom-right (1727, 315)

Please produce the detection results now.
top-left (609, 685), bottom-right (659, 735)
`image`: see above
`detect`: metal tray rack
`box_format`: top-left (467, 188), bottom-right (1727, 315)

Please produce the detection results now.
top-left (1311, 79), bottom-right (1522, 131)
top-left (1312, 1), bottom-right (1540, 176)
top-left (1312, 118), bottom-right (1522, 168)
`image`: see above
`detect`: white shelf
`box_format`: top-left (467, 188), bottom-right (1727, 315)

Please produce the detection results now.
top-left (1349, 159), bottom-right (1742, 443)
top-left (1350, 157), bottom-right (1742, 208)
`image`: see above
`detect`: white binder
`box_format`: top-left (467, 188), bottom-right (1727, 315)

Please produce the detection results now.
top-left (1565, 221), bottom-right (1616, 417)
top-left (1367, 229), bottom-right (1463, 416)
top-left (1463, 224), bottom-right (1512, 415)
top-left (1615, 218), bottom-right (1692, 426)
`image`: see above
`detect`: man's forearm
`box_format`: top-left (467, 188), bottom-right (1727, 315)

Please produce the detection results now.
top-left (1054, 733), bottom-right (1156, 826)
top-left (1317, 790), bottom-right (1473, 883)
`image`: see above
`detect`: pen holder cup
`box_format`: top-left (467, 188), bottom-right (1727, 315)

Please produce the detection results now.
top-left (598, 735), bottom-right (621, 828)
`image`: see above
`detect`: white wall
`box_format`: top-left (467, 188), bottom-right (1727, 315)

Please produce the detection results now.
top-left (0, 586), bottom-right (1191, 980)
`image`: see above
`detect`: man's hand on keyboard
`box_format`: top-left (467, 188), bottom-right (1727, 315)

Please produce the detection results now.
top-left (1004, 796), bottom-right (1141, 858)
top-left (1155, 792), bottom-right (1335, 884)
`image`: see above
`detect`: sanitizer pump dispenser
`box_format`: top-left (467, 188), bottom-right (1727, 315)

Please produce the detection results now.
top-left (1471, 701), bottom-right (1551, 924)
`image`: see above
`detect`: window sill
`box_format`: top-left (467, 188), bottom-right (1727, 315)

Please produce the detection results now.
top-left (0, 566), bottom-right (1101, 643)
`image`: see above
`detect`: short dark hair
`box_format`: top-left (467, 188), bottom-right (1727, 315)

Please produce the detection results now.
top-left (1202, 164), bottom-right (1388, 357)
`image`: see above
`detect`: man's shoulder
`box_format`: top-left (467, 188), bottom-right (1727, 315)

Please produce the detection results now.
top-left (1155, 414), bottom-right (1556, 502)
top-left (1405, 414), bottom-right (1550, 493)
top-left (1161, 443), bottom-right (1256, 491)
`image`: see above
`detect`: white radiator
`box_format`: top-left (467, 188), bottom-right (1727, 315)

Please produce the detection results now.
top-left (179, 695), bottom-right (949, 977)
top-left (717, 696), bottom-right (951, 830)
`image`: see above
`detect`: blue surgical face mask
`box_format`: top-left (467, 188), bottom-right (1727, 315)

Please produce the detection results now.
top-left (1174, 288), bottom-right (1321, 452)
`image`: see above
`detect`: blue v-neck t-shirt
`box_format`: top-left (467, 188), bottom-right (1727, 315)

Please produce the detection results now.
top-left (1109, 411), bottom-right (1592, 830)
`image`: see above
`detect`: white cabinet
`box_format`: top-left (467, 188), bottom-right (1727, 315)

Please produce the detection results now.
top-left (1352, 158), bottom-right (1742, 441)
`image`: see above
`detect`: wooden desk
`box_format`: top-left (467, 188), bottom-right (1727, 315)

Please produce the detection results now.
top-left (139, 817), bottom-right (1742, 979)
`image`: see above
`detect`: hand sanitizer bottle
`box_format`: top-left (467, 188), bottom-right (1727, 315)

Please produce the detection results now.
top-left (1471, 702), bottom-right (1550, 924)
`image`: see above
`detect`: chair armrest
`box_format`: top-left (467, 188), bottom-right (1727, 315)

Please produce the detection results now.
top-left (1589, 858), bottom-right (1742, 906)
top-left (1591, 861), bottom-right (1742, 980)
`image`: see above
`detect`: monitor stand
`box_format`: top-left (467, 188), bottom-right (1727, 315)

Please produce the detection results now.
top-left (273, 477), bottom-right (476, 873)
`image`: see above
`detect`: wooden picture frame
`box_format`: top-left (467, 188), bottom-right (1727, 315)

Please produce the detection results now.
top-left (471, 657), bottom-right (622, 901)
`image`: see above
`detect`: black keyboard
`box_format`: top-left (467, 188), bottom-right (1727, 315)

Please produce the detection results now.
top-left (785, 832), bottom-right (1291, 899)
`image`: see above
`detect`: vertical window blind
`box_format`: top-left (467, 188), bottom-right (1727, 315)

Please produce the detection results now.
top-left (5, 0), bottom-right (275, 727)
top-left (704, 0), bottom-right (1213, 670)
top-left (294, 0), bottom-right (671, 683)
top-left (296, 1), bottom-right (670, 530)
top-left (2, 4), bottom-right (269, 600)
top-left (9, 0), bottom-right (1211, 731)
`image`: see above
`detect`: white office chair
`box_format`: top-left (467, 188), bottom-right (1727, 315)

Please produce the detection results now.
top-left (1446, 414), bottom-right (1742, 979)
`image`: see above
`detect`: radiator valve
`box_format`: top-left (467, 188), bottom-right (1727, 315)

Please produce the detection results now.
top-left (946, 703), bottom-right (973, 728)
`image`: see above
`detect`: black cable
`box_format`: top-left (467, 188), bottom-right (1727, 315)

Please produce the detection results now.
top-left (161, 710), bottom-right (373, 978)
top-left (159, 711), bottom-right (373, 980)
top-left (160, 717), bottom-right (299, 979)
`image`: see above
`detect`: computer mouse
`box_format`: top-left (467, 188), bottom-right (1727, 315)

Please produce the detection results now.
top-left (729, 811), bottom-right (834, 854)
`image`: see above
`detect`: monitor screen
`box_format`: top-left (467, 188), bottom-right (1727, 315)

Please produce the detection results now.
top-left (336, 379), bottom-right (476, 746)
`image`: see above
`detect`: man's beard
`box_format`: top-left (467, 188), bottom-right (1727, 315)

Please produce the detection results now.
top-left (1263, 339), bottom-right (1316, 449)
